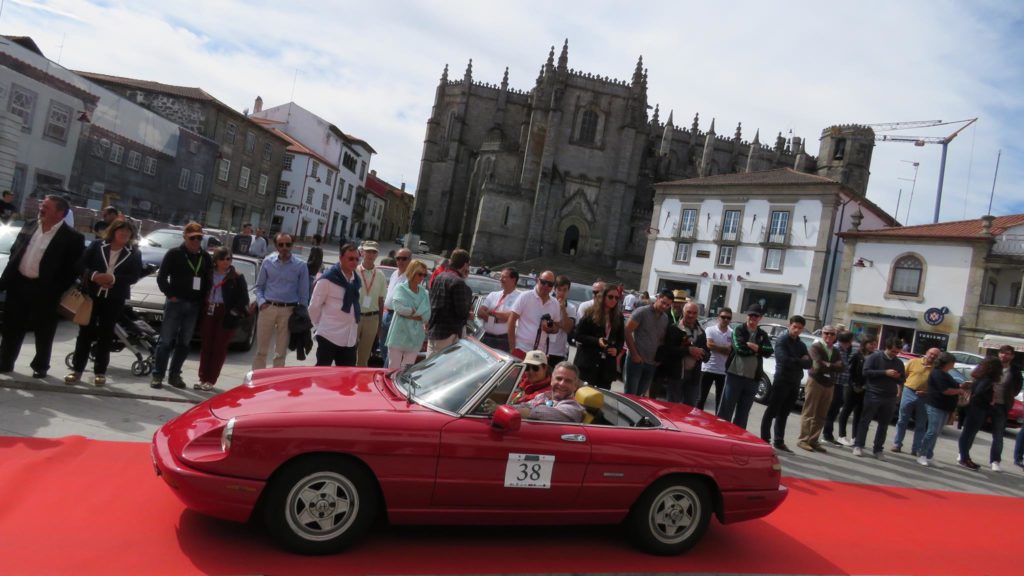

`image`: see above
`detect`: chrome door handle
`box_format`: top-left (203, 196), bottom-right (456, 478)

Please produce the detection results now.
top-left (561, 434), bottom-right (587, 443)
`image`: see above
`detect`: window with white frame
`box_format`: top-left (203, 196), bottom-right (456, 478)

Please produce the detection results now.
top-left (768, 210), bottom-right (790, 244)
top-left (674, 242), bottom-right (691, 263)
top-left (43, 101), bottom-right (72, 143)
top-left (717, 245), bottom-right (735, 267)
top-left (890, 254), bottom-right (924, 296)
top-left (257, 173), bottom-right (268, 196)
top-left (721, 210), bottom-right (741, 241)
top-left (306, 187), bottom-right (314, 204)
top-left (359, 160), bottom-right (366, 180)
top-left (224, 122), bottom-right (236, 144)
top-left (764, 248), bottom-right (784, 271)
top-left (321, 195), bottom-right (328, 210)
top-left (311, 160), bottom-right (319, 178)
top-left (244, 131), bottom-right (256, 154)
top-left (109, 143), bottom-right (124, 165)
top-left (326, 170), bottom-right (334, 186)
top-left (143, 156), bottom-right (157, 176)
top-left (192, 173), bottom-right (204, 195)
top-left (126, 151), bottom-right (142, 171)
top-left (276, 180), bottom-right (289, 197)
top-left (283, 154), bottom-right (294, 171)
top-left (342, 152), bottom-right (357, 172)
top-left (346, 183), bottom-right (354, 203)
top-left (218, 159), bottom-right (231, 181)
top-left (239, 166), bottom-right (251, 189)
top-left (178, 168), bottom-right (191, 190)
top-left (8, 84), bottom-right (37, 133)
top-left (678, 208), bottom-right (697, 238)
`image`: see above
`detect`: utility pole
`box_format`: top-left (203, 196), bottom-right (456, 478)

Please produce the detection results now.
top-left (988, 149), bottom-right (1002, 215)
top-left (899, 160), bottom-right (920, 224)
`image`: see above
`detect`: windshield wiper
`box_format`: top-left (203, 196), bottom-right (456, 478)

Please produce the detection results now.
top-left (397, 369), bottom-right (418, 405)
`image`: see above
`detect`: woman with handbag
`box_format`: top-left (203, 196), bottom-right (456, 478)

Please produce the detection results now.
top-left (195, 248), bottom-right (249, 392)
top-left (957, 357), bottom-right (1003, 471)
top-left (65, 219), bottom-right (143, 387)
top-left (572, 285), bottom-right (624, 390)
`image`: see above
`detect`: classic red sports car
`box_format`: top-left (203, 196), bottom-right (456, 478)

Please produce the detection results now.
top-left (152, 340), bottom-right (786, 555)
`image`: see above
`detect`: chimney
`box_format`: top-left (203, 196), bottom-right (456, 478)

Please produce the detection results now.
top-left (401, 182), bottom-right (406, 191)
top-left (254, 96), bottom-right (263, 113)
top-left (370, 169), bottom-right (377, 176)
top-left (981, 214), bottom-right (995, 236)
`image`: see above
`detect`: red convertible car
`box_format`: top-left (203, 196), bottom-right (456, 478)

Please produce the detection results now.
top-left (152, 340), bottom-right (786, 555)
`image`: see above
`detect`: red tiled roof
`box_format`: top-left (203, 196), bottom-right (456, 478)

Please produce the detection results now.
top-left (657, 168), bottom-right (839, 187)
top-left (842, 214), bottom-right (1024, 240)
top-left (364, 173), bottom-right (391, 199)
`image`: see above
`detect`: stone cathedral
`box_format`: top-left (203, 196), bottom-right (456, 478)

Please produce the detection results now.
top-left (411, 41), bottom-right (874, 273)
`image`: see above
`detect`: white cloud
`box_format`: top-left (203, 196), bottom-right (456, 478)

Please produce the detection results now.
top-left (4, 0), bottom-right (1020, 222)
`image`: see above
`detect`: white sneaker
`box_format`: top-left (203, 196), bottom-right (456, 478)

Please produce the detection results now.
top-left (917, 455), bottom-right (930, 467)
top-left (956, 454), bottom-right (962, 463)
top-left (991, 462), bottom-right (1002, 473)
top-left (852, 447), bottom-right (863, 457)
top-left (838, 436), bottom-right (853, 447)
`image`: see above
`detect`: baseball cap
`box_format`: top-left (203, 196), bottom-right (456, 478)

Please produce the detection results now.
top-left (360, 240), bottom-right (379, 252)
top-left (523, 350), bottom-right (547, 366)
top-left (183, 222), bottom-right (203, 237)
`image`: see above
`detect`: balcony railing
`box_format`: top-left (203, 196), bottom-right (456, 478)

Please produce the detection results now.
top-left (676, 224), bottom-right (697, 240)
top-left (759, 226), bottom-right (791, 246)
top-left (993, 234), bottom-right (1024, 256)
top-left (713, 224), bottom-right (742, 244)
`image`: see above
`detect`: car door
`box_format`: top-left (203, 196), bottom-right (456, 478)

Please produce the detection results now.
top-left (433, 417), bottom-right (591, 509)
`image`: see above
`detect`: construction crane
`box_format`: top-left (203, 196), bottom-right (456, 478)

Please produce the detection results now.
top-left (840, 119), bottom-right (979, 223)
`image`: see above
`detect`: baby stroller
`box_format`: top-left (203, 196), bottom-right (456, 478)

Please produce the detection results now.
top-left (65, 305), bottom-right (160, 376)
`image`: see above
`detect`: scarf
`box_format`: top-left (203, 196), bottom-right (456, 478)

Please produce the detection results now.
top-left (321, 263), bottom-right (362, 321)
top-left (509, 374), bottom-right (551, 404)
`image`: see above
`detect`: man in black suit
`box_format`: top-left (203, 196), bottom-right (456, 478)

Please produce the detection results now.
top-left (0, 194), bottom-right (86, 377)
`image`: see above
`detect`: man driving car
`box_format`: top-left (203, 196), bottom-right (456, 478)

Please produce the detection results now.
top-left (512, 362), bottom-right (585, 423)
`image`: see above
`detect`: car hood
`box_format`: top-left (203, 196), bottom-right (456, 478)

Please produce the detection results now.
top-left (633, 396), bottom-right (767, 445)
top-left (207, 367), bottom-right (396, 420)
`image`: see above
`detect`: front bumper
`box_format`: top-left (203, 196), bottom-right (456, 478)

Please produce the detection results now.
top-left (719, 485), bottom-right (788, 523)
top-left (151, 429), bottom-right (265, 523)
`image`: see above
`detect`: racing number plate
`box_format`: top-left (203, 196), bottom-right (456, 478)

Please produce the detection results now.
top-left (504, 453), bottom-right (554, 489)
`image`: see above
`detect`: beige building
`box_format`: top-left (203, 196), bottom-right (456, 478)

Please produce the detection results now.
top-left (833, 214), bottom-right (1024, 354)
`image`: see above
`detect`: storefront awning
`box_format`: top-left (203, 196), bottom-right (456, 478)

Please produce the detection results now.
top-left (979, 334), bottom-right (1024, 352)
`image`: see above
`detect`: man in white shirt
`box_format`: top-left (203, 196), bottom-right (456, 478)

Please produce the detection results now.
top-left (0, 195), bottom-right (85, 377)
top-left (622, 290), bottom-right (639, 314)
top-left (700, 307), bottom-right (733, 412)
top-left (576, 280), bottom-right (605, 321)
top-left (308, 244), bottom-right (361, 366)
top-left (508, 270), bottom-right (562, 360)
top-left (381, 247), bottom-right (412, 366)
top-left (477, 267), bottom-right (521, 352)
top-left (546, 275), bottom-right (577, 367)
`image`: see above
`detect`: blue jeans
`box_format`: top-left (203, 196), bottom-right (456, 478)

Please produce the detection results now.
top-left (989, 407), bottom-right (1008, 464)
top-left (624, 354), bottom-right (657, 396)
top-left (718, 373), bottom-right (758, 430)
top-left (958, 402), bottom-right (989, 462)
top-left (893, 388), bottom-right (928, 453)
top-left (921, 404), bottom-right (949, 459)
top-left (153, 299), bottom-right (200, 379)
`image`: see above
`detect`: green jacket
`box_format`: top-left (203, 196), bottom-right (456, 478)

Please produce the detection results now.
top-left (385, 282), bottom-right (431, 352)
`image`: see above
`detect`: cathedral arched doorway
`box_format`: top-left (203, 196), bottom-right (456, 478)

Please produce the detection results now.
top-left (562, 225), bottom-right (579, 255)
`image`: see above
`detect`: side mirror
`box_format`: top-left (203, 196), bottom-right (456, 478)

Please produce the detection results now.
top-left (141, 262), bottom-right (160, 277)
top-left (491, 404), bottom-right (521, 433)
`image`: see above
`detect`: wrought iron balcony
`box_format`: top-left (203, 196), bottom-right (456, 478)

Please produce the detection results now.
top-left (759, 225), bottom-right (791, 246)
top-left (713, 224), bottom-right (742, 245)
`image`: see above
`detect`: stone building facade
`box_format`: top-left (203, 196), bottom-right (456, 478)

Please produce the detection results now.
top-left (412, 41), bottom-right (875, 276)
top-left (77, 72), bottom-right (289, 232)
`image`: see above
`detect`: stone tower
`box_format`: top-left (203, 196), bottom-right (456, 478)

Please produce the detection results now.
top-left (816, 125), bottom-right (874, 197)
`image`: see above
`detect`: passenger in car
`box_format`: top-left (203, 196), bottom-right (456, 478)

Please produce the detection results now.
top-left (513, 362), bottom-right (585, 423)
top-left (508, 350), bottom-right (551, 404)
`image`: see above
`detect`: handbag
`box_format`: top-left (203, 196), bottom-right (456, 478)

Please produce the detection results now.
top-left (59, 286), bottom-right (93, 326)
top-left (957, 388), bottom-right (972, 408)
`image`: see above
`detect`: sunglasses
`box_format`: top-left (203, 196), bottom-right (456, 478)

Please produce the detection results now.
top-left (748, 314), bottom-right (762, 318)
top-left (823, 332), bottom-right (837, 336)
top-left (720, 315), bottom-right (732, 320)
top-left (395, 256), bottom-right (410, 261)
top-left (186, 235), bottom-right (203, 241)
top-left (277, 242), bottom-right (292, 248)
top-left (592, 290), bottom-right (601, 295)
top-left (525, 364), bottom-right (544, 372)
top-left (414, 271), bottom-right (427, 277)
top-left (539, 279), bottom-right (555, 287)
top-left (218, 257), bottom-right (232, 261)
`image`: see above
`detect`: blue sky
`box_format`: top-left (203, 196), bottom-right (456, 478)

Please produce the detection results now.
top-left (3, 0), bottom-right (1021, 225)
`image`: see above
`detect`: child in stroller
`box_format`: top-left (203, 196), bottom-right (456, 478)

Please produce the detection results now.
top-left (66, 305), bottom-right (159, 376)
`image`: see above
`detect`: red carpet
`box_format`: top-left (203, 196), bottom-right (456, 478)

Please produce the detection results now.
top-left (0, 436), bottom-right (1019, 575)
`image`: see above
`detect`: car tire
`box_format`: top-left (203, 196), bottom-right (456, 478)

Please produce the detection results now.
top-left (755, 375), bottom-right (771, 405)
top-left (626, 476), bottom-right (712, 556)
top-left (264, 456), bottom-right (379, 555)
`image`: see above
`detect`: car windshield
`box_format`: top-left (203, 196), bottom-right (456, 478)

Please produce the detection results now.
top-left (143, 230), bottom-right (182, 248)
top-left (232, 259), bottom-right (257, 285)
top-left (0, 226), bottom-right (19, 254)
top-left (393, 340), bottom-right (504, 413)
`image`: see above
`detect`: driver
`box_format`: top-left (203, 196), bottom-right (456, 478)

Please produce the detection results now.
top-left (508, 350), bottom-right (551, 404)
top-left (513, 362), bottom-right (585, 423)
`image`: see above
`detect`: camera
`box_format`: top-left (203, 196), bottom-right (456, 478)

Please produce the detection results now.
top-left (541, 313), bottom-right (554, 328)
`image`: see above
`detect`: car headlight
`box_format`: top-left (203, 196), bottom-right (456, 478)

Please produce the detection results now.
top-left (242, 370), bottom-right (254, 387)
top-left (221, 417), bottom-right (236, 452)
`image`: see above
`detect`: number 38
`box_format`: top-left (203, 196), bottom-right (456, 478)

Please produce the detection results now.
top-left (517, 463), bottom-right (542, 481)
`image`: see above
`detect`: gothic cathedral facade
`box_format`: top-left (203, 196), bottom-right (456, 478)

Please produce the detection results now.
top-left (411, 41), bottom-right (874, 271)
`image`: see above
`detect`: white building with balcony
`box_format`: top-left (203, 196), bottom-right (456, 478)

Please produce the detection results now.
top-left (833, 214), bottom-right (1024, 354)
top-left (251, 101), bottom-right (374, 241)
top-left (640, 168), bottom-right (896, 327)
